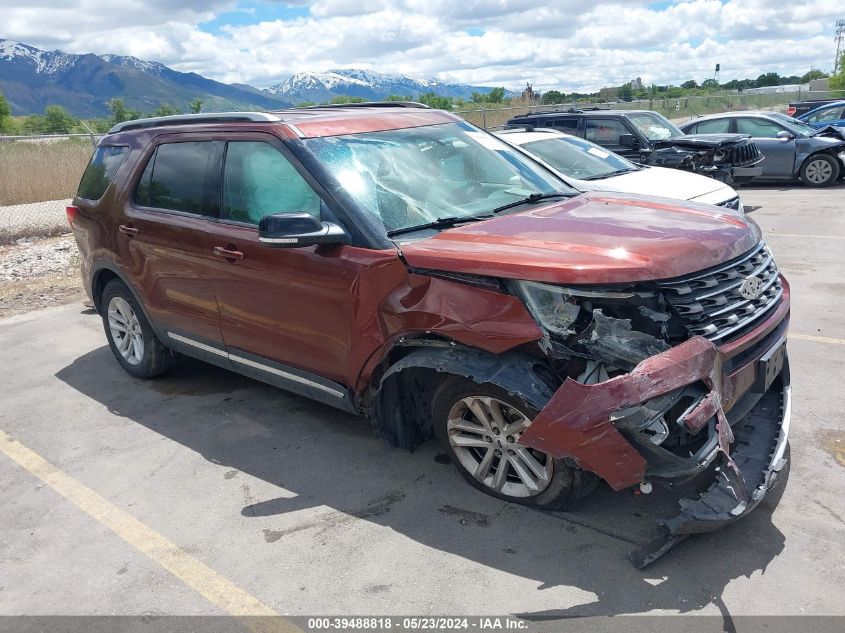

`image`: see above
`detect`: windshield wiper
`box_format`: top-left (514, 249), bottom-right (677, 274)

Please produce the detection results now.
top-left (387, 214), bottom-right (493, 238)
top-left (489, 192), bottom-right (568, 215)
top-left (583, 167), bottom-right (638, 180)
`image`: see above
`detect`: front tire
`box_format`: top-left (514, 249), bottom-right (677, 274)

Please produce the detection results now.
top-left (432, 376), bottom-right (597, 510)
top-left (100, 280), bottom-right (177, 379)
top-left (800, 154), bottom-right (840, 187)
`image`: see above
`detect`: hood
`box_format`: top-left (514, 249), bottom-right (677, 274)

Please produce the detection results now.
top-left (653, 133), bottom-right (751, 150)
top-left (400, 191), bottom-right (761, 285)
top-left (577, 165), bottom-right (734, 204)
top-left (811, 126), bottom-right (845, 142)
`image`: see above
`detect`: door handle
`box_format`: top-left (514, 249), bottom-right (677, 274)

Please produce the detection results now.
top-left (119, 224), bottom-right (139, 237)
top-left (213, 246), bottom-right (245, 261)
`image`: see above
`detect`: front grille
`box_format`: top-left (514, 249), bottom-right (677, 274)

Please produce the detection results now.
top-left (656, 243), bottom-right (783, 344)
top-left (729, 142), bottom-right (762, 166)
top-left (718, 196), bottom-right (741, 211)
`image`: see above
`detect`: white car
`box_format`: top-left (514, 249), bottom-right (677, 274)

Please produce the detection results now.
top-left (496, 128), bottom-right (743, 211)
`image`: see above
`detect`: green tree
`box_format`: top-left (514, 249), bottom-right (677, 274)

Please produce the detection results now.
top-left (0, 92), bottom-right (12, 134)
top-left (42, 105), bottom-right (78, 133)
top-left (153, 103), bottom-right (179, 117)
top-left (755, 72), bottom-right (780, 87)
top-left (189, 98), bottom-right (203, 114)
top-left (830, 54), bottom-right (845, 90)
top-left (486, 87), bottom-right (505, 103)
top-left (681, 79), bottom-right (698, 90)
top-left (418, 92), bottom-right (453, 110)
top-left (329, 95), bottom-right (367, 104)
top-left (108, 98), bottom-right (142, 124)
top-left (470, 91), bottom-right (485, 104)
top-left (800, 69), bottom-right (828, 83)
top-left (385, 94), bottom-right (412, 101)
top-left (295, 100), bottom-right (317, 108)
top-left (701, 78), bottom-right (719, 90)
top-left (541, 90), bottom-right (566, 104)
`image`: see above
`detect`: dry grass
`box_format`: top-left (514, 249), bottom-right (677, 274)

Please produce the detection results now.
top-left (0, 139), bottom-right (93, 205)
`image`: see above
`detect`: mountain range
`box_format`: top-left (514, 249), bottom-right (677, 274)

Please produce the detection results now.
top-left (0, 38), bottom-right (510, 117)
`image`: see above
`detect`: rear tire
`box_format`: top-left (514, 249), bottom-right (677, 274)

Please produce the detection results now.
top-left (100, 280), bottom-right (177, 379)
top-left (800, 154), bottom-right (840, 187)
top-left (432, 376), bottom-right (598, 511)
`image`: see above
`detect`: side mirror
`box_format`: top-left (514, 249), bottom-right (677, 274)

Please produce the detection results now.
top-left (776, 130), bottom-right (794, 141)
top-left (258, 212), bottom-right (349, 248)
top-left (619, 133), bottom-right (637, 147)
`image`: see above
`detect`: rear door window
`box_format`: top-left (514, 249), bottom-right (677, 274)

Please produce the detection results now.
top-left (694, 119), bottom-right (732, 134)
top-left (134, 141), bottom-right (216, 216)
top-left (585, 119), bottom-right (630, 144)
top-left (222, 141), bottom-right (321, 224)
top-left (77, 146), bottom-right (129, 200)
top-left (736, 118), bottom-right (783, 138)
top-left (547, 118), bottom-right (579, 134)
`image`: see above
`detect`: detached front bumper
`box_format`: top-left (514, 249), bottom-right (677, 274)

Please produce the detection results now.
top-left (519, 289), bottom-right (791, 567)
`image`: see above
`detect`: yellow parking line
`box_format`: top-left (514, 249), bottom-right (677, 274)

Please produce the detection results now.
top-left (0, 429), bottom-right (299, 632)
top-left (791, 333), bottom-right (845, 346)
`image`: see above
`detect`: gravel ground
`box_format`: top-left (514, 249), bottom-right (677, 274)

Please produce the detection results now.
top-left (0, 234), bottom-right (85, 318)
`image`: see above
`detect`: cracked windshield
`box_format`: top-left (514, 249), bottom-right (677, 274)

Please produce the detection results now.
top-left (304, 121), bottom-right (573, 233)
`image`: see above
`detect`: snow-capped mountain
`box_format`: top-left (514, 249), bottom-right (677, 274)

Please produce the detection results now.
top-left (265, 69), bottom-right (511, 103)
top-left (0, 39), bottom-right (80, 77)
top-left (0, 38), bottom-right (291, 117)
top-left (1, 38), bottom-right (511, 117)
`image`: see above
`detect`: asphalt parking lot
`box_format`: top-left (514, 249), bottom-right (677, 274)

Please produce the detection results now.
top-left (1, 184), bottom-right (844, 624)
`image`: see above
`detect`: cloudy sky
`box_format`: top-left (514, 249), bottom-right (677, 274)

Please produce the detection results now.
top-left (1, 0), bottom-right (842, 91)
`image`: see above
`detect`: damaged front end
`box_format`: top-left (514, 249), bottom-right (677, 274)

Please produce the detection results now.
top-left (645, 134), bottom-right (764, 184)
top-left (511, 257), bottom-right (791, 567)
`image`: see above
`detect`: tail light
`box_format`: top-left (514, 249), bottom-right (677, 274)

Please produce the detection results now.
top-left (66, 205), bottom-right (78, 226)
top-left (786, 106), bottom-right (796, 116)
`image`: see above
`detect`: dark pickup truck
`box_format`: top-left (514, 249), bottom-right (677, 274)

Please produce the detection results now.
top-left (507, 109), bottom-right (764, 184)
top-left (787, 99), bottom-right (842, 118)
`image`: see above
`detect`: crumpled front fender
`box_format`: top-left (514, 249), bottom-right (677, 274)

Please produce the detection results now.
top-left (519, 336), bottom-right (720, 490)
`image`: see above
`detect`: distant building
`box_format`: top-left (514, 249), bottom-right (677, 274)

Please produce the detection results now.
top-left (598, 86), bottom-right (618, 101)
top-left (628, 77), bottom-right (644, 91)
top-left (521, 83), bottom-right (538, 103)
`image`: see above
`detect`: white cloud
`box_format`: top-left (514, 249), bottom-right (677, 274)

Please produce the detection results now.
top-left (0, 0), bottom-right (841, 92)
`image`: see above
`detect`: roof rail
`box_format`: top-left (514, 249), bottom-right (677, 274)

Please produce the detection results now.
top-left (284, 101), bottom-right (431, 111)
top-left (108, 112), bottom-right (283, 134)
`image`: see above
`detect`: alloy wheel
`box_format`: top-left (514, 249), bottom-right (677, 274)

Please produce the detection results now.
top-left (107, 296), bottom-right (144, 366)
top-left (446, 396), bottom-right (553, 498)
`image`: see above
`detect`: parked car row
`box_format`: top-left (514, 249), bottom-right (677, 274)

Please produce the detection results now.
top-left (68, 102), bottom-right (791, 567)
top-left (506, 109), bottom-right (764, 185)
top-left (507, 106), bottom-right (845, 188)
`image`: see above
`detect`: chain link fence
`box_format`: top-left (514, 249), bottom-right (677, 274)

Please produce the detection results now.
top-left (0, 134), bottom-right (97, 243)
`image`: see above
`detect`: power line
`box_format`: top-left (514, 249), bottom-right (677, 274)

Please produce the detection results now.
top-left (836, 19), bottom-right (845, 74)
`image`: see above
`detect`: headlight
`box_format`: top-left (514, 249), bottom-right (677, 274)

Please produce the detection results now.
top-left (515, 281), bottom-right (635, 336)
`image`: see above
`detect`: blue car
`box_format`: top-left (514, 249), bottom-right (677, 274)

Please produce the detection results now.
top-left (798, 101), bottom-right (845, 129)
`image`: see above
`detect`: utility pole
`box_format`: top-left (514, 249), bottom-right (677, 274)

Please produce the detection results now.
top-left (835, 19), bottom-right (845, 74)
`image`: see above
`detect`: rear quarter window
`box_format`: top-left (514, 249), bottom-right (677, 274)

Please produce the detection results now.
top-left (76, 146), bottom-right (129, 200)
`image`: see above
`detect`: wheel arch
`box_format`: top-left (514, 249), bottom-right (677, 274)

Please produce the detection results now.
top-left (367, 343), bottom-right (559, 451)
top-left (798, 148), bottom-right (843, 178)
top-left (90, 262), bottom-right (165, 341)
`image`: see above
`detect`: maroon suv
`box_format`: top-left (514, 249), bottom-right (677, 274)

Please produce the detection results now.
top-left (68, 103), bottom-right (791, 567)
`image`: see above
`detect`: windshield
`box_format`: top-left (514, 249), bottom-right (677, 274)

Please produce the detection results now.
top-left (303, 121), bottom-right (574, 234)
top-left (627, 112), bottom-right (685, 140)
top-left (521, 136), bottom-right (638, 180)
top-left (767, 112), bottom-right (820, 137)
